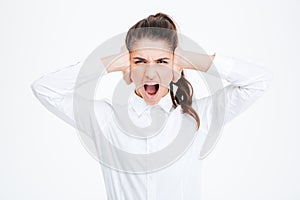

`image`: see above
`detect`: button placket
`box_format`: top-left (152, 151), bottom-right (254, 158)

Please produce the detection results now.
top-left (146, 139), bottom-right (156, 200)
top-left (146, 106), bottom-right (159, 199)
top-left (146, 135), bottom-right (149, 200)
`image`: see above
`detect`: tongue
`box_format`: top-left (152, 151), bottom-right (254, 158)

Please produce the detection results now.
top-left (145, 85), bottom-right (156, 94)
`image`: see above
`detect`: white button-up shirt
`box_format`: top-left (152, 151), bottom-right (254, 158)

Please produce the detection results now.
top-left (31, 52), bottom-right (273, 200)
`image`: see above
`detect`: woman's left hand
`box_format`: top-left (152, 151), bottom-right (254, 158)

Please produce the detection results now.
top-left (172, 46), bottom-right (185, 83)
top-left (173, 46), bottom-right (216, 80)
top-left (173, 46), bottom-right (196, 82)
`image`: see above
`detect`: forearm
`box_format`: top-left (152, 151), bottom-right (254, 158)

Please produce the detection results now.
top-left (31, 62), bottom-right (95, 98)
top-left (206, 52), bottom-right (273, 90)
top-left (30, 61), bottom-right (102, 114)
top-left (31, 62), bottom-right (81, 99)
top-left (195, 52), bottom-right (273, 129)
top-left (101, 53), bottom-right (123, 73)
top-left (100, 51), bottom-right (129, 73)
top-left (175, 49), bottom-right (216, 72)
top-left (30, 61), bottom-right (103, 138)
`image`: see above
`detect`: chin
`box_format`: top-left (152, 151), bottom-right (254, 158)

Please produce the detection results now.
top-left (143, 92), bottom-right (161, 105)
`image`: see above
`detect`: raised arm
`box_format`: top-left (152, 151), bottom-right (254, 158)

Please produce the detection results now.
top-left (175, 50), bottom-right (273, 159)
top-left (174, 48), bottom-right (273, 125)
top-left (30, 61), bottom-right (113, 139)
top-left (202, 52), bottom-right (273, 125)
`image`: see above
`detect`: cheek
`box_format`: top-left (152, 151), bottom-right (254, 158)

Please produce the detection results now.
top-left (158, 66), bottom-right (173, 87)
top-left (130, 66), bottom-right (144, 88)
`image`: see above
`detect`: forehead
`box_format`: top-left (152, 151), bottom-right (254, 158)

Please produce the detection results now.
top-left (130, 39), bottom-right (173, 58)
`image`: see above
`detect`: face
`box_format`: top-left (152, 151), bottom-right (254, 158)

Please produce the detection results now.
top-left (129, 39), bottom-right (174, 105)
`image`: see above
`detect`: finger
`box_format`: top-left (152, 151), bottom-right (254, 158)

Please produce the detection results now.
top-left (122, 67), bottom-right (132, 85)
top-left (172, 65), bottom-right (182, 83)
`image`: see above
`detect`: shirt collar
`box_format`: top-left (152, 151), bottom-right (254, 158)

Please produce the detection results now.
top-left (128, 90), bottom-right (173, 116)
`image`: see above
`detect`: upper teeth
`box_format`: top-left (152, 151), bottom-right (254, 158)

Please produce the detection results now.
top-left (145, 82), bottom-right (158, 85)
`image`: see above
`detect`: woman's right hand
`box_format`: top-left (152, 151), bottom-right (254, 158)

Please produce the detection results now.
top-left (100, 46), bottom-right (132, 84)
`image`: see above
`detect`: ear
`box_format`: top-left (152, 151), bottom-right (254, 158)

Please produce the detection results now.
top-left (122, 67), bottom-right (132, 85)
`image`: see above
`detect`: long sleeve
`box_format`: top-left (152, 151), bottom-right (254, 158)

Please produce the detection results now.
top-left (30, 61), bottom-right (112, 139)
top-left (196, 52), bottom-right (273, 159)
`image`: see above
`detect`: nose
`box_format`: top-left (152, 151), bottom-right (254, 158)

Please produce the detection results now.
top-left (144, 64), bottom-right (157, 80)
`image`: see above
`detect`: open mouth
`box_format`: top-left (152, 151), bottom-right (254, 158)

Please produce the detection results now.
top-left (144, 83), bottom-right (159, 96)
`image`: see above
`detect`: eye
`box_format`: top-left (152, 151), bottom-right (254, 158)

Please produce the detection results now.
top-left (134, 60), bottom-right (146, 64)
top-left (157, 60), bottom-right (168, 64)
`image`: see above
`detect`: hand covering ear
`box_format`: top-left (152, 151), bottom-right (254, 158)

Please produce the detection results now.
top-left (122, 66), bottom-right (132, 85)
top-left (100, 45), bottom-right (132, 84)
top-left (172, 47), bottom-right (183, 83)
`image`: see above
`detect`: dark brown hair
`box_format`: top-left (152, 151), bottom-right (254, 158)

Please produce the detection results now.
top-left (125, 12), bottom-right (200, 130)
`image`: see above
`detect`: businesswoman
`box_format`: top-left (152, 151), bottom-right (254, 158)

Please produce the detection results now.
top-left (31, 12), bottom-right (272, 200)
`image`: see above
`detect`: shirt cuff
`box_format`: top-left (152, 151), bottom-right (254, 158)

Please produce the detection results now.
top-left (205, 52), bottom-right (236, 80)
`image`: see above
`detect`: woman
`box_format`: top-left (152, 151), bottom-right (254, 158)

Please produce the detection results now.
top-left (31, 12), bottom-right (272, 200)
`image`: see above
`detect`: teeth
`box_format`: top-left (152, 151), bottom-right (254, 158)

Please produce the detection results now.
top-left (144, 82), bottom-right (158, 85)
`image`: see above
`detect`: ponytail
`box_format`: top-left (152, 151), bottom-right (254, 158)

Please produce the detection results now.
top-left (169, 70), bottom-right (200, 130)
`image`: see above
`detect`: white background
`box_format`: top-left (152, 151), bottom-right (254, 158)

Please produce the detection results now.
top-left (1, 0), bottom-right (299, 199)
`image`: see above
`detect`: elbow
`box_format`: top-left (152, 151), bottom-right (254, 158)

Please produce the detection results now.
top-left (30, 81), bottom-right (44, 111)
top-left (242, 66), bottom-right (273, 97)
top-left (30, 78), bottom-right (47, 99)
top-left (30, 77), bottom-right (45, 96)
top-left (30, 79), bottom-right (40, 95)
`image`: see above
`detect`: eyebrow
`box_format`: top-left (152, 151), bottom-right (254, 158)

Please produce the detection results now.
top-left (133, 57), bottom-right (170, 61)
